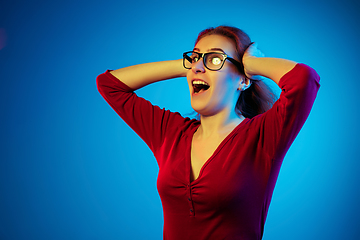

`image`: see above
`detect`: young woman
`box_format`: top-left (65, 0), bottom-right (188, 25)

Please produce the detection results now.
top-left (97, 26), bottom-right (320, 240)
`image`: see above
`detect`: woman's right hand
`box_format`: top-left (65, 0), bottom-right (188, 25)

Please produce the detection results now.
top-left (110, 59), bottom-right (187, 90)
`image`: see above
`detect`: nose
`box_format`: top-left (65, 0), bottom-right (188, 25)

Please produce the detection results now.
top-left (192, 57), bottom-right (205, 73)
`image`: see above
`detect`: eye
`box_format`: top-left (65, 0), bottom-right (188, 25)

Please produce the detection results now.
top-left (190, 53), bottom-right (200, 63)
top-left (192, 56), bottom-right (199, 63)
top-left (207, 53), bottom-right (224, 66)
top-left (211, 57), bottom-right (222, 65)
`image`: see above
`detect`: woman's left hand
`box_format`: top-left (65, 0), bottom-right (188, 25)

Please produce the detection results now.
top-left (242, 43), bottom-right (297, 85)
top-left (243, 42), bottom-right (264, 78)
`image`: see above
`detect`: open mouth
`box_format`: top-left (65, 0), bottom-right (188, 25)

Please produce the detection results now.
top-left (192, 80), bottom-right (210, 94)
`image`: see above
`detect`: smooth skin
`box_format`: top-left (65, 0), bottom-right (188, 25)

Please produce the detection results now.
top-left (110, 35), bottom-right (297, 182)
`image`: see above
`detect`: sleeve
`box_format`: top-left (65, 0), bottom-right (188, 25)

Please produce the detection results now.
top-left (254, 63), bottom-right (320, 161)
top-left (96, 70), bottom-right (187, 155)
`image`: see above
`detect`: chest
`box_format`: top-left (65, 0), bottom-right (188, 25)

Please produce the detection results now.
top-left (157, 134), bottom-right (271, 215)
top-left (190, 137), bottom-right (225, 182)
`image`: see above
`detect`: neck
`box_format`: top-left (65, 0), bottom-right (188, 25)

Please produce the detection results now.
top-left (197, 109), bottom-right (244, 139)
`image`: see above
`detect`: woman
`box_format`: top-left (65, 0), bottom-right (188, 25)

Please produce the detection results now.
top-left (97, 26), bottom-right (320, 240)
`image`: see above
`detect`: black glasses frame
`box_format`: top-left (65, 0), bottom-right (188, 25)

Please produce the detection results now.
top-left (183, 51), bottom-right (243, 71)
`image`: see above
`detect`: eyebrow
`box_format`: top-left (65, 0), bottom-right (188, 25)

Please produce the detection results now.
top-left (193, 47), bottom-right (226, 53)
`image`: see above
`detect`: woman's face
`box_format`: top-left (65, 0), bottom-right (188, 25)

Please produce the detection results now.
top-left (186, 34), bottom-right (243, 117)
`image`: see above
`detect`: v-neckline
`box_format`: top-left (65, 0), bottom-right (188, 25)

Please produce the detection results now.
top-left (188, 118), bottom-right (249, 184)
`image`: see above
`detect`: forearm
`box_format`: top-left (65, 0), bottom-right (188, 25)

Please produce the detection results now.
top-left (110, 59), bottom-right (187, 90)
top-left (243, 57), bottom-right (297, 85)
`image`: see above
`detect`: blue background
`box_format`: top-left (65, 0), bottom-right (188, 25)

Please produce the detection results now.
top-left (1, 0), bottom-right (359, 239)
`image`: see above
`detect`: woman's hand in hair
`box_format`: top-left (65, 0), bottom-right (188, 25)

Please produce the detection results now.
top-left (242, 43), bottom-right (296, 85)
top-left (242, 42), bottom-right (264, 79)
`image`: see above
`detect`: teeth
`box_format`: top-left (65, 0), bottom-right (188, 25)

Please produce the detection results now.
top-left (192, 79), bottom-right (210, 94)
top-left (192, 80), bottom-right (209, 86)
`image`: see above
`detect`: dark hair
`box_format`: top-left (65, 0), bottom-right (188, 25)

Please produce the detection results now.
top-left (195, 26), bottom-right (277, 119)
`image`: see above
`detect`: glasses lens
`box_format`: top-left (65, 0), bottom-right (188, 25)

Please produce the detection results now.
top-left (204, 53), bottom-right (225, 70)
top-left (184, 52), bottom-right (199, 69)
top-left (183, 52), bottom-right (226, 70)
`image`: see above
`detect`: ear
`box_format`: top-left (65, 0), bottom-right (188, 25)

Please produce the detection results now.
top-left (238, 77), bottom-right (251, 91)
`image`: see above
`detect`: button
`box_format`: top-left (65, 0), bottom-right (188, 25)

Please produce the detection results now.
top-left (190, 208), bottom-right (193, 212)
top-left (188, 197), bottom-right (191, 201)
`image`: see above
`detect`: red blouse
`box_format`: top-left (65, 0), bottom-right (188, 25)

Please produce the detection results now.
top-left (97, 64), bottom-right (320, 240)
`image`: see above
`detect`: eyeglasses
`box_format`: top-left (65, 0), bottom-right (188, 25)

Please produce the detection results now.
top-left (183, 51), bottom-right (242, 71)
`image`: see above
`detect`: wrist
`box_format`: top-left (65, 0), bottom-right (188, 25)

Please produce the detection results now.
top-left (243, 56), bottom-right (259, 77)
top-left (173, 59), bottom-right (188, 78)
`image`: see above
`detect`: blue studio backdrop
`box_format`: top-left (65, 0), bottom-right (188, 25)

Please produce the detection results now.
top-left (1, 0), bottom-right (359, 239)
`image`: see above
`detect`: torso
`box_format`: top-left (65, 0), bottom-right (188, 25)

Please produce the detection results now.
top-left (190, 116), bottom-right (245, 182)
top-left (190, 126), bottom-right (238, 182)
top-left (190, 137), bottom-right (223, 182)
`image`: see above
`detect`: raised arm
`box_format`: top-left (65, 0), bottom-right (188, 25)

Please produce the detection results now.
top-left (109, 59), bottom-right (187, 90)
top-left (241, 44), bottom-right (320, 160)
top-left (242, 43), bottom-right (297, 85)
top-left (97, 58), bottom-right (191, 155)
